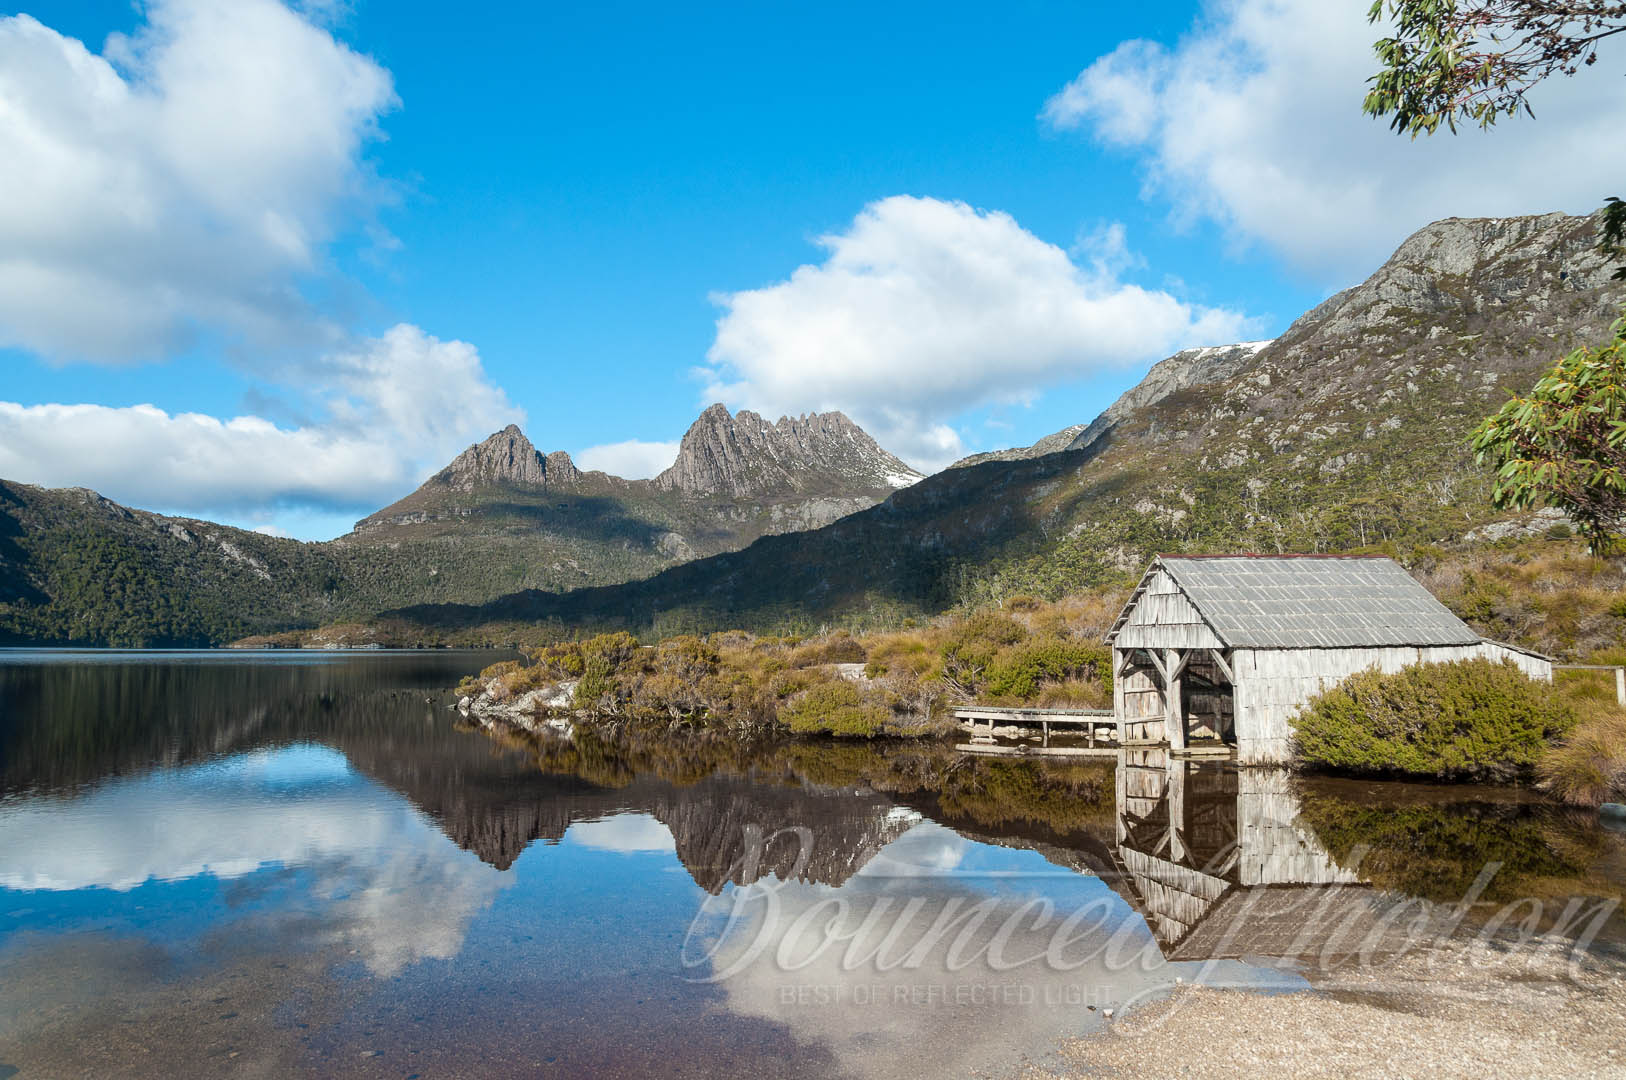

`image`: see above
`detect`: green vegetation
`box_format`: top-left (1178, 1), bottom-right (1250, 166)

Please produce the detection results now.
top-left (1472, 315), bottom-right (1626, 552)
top-left (782, 681), bottom-right (891, 736)
top-left (1291, 658), bottom-right (1576, 782)
top-left (461, 595), bottom-right (1116, 738)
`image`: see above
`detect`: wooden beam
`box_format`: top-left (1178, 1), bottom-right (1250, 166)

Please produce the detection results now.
top-left (1208, 648), bottom-right (1234, 684)
top-left (1145, 648), bottom-right (1169, 682)
top-left (1165, 648), bottom-right (1186, 751)
top-left (1170, 649), bottom-right (1194, 682)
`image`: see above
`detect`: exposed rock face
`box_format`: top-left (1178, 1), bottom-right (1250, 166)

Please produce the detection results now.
top-left (653, 404), bottom-right (923, 497)
top-left (429, 424), bottom-right (578, 491)
top-left (952, 342), bottom-right (1272, 469)
top-left (1278, 212), bottom-right (1617, 344)
top-left (1064, 342), bottom-right (1273, 455)
top-left (950, 423), bottom-right (1092, 470)
top-left (327, 404), bottom-right (925, 608)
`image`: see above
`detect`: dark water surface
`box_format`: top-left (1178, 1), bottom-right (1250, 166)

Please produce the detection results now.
top-left (1, 651), bottom-right (1623, 1078)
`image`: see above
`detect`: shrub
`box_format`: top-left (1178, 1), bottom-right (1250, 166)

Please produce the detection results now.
top-left (789, 633), bottom-right (867, 668)
top-left (571, 632), bottom-right (639, 710)
top-left (1291, 658), bottom-right (1576, 782)
top-left (781, 680), bottom-right (891, 737)
top-left (940, 610), bottom-right (1028, 692)
top-left (984, 637), bottom-right (1110, 702)
top-left (863, 631), bottom-right (938, 679)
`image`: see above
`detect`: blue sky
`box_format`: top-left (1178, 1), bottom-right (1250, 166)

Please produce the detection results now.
top-left (2, 0), bottom-right (1622, 539)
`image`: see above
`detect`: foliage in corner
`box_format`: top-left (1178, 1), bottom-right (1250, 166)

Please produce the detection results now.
top-left (1363, 2), bottom-right (1626, 275)
top-left (1471, 315), bottom-right (1626, 552)
top-left (1363, 0), bottom-right (1626, 136)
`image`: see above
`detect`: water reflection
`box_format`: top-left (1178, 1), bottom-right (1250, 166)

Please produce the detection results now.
top-left (0, 651), bottom-right (1623, 1078)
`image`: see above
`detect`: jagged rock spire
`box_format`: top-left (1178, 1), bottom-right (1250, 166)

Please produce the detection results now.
top-left (432, 425), bottom-right (578, 491)
top-left (652, 404), bottom-right (922, 497)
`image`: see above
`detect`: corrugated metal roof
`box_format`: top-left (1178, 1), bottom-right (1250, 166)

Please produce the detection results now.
top-left (1108, 555), bottom-right (1480, 649)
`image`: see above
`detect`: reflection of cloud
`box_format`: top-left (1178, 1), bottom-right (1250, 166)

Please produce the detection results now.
top-left (697, 823), bottom-right (1302, 1079)
top-left (854, 822), bottom-right (967, 878)
top-left (0, 746), bottom-right (510, 976)
top-left (566, 814), bottom-right (678, 853)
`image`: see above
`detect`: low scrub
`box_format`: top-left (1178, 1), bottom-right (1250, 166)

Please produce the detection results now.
top-left (1292, 658), bottom-right (1576, 782)
top-left (781, 681), bottom-right (892, 737)
top-left (1538, 707), bottom-right (1626, 807)
top-left (460, 600), bottom-right (1116, 736)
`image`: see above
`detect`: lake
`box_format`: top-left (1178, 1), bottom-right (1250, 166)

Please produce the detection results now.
top-left (2, 650), bottom-right (1623, 1078)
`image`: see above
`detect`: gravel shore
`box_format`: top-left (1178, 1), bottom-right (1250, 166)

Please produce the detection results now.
top-left (1026, 941), bottom-right (1626, 1080)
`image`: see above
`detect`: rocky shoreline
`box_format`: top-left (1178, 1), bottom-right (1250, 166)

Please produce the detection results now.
top-left (1029, 939), bottom-right (1626, 1080)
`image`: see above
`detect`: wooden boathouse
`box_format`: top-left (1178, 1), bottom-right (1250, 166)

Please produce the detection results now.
top-left (1106, 554), bottom-right (1552, 764)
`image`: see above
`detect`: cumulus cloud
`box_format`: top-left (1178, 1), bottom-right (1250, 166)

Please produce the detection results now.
top-left (703, 195), bottom-right (1250, 470)
top-left (0, 323), bottom-right (521, 516)
top-left (0, 0), bottom-right (396, 359)
top-left (575, 439), bottom-right (681, 480)
top-left (0, 746), bottom-right (510, 976)
top-left (1042, 0), bottom-right (1626, 281)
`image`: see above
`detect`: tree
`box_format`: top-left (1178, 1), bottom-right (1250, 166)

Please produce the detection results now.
top-left (1471, 314), bottom-right (1626, 551)
top-left (1363, 0), bottom-right (1626, 277)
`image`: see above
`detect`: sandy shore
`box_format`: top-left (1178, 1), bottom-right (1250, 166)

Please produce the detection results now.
top-left (1025, 941), bottom-right (1626, 1080)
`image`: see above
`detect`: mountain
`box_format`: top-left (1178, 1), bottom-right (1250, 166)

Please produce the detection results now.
top-left (4, 211), bottom-right (1622, 646)
top-left (654, 404), bottom-right (921, 497)
top-left (379, 210), bottom-right (1626, 639)
top-left (345, 404), bottom-right (918, 582)
top-left (950, 342), bottom-right (1273, 469)
top-left (0, 405), bottom-right (919, 645)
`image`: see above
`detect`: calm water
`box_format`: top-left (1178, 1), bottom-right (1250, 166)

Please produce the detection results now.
top-left (1, 651), bottom-right (1623, 1078)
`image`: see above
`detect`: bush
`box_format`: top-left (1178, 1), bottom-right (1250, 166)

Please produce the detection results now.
top-left (984, 637), bottom-right (1110, 702)
top-left (1291, 658), bottom-right (1576, 781)
top-left (781, 680), bottom-right (891, 737)
top-left (571, 632), bottom-right (640, 710)
top-left (788, 633), bottom-right (867, 668)
top-left (940, 610), bottom-right (1028, 692)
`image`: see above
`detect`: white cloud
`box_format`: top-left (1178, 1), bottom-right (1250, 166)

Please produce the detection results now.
top-left (566, 814), bottom-right (678, 853)
top-left (0, 746), bottom-right (509, 976)
top-left (1042, 0), bottom-right (1626, 282)
top-left (575, 439), bottom-right (681, 480)
top-left (703, 195), bottom-right (1250, 470)
top-left (0, 323), bottom-right (521, 519)
top-left (0, 0), bottom-right (396, 359)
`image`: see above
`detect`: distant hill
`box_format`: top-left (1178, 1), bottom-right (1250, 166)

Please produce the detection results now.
top-left (0, 406), bottom-right (920, 645)
top-left (377, 211), bottom-right (1626, 640)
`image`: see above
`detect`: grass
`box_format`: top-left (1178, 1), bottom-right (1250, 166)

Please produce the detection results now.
top-left (1538, 707), bottom-right (1626, 806)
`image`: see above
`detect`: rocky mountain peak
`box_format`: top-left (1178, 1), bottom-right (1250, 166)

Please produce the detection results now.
top-left (951, 341), bottom-right (1273, 469)
top-left (429, 425), bottom-right (577, 492)
top-left (652, 404), bottom-right (922, 498)
top-left (1279, 210), bottom-right (1614, 346)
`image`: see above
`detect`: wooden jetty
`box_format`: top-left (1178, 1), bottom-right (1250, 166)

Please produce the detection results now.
top-left (952, 706), bottom-right (1116, 747)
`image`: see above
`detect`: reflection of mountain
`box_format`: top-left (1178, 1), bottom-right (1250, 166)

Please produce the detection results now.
top-left (0, 654), bottom-right (917, 889)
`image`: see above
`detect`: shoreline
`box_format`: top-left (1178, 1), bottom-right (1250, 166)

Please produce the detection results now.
top-left (1029, 939), bottom-right (1626, 1079)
